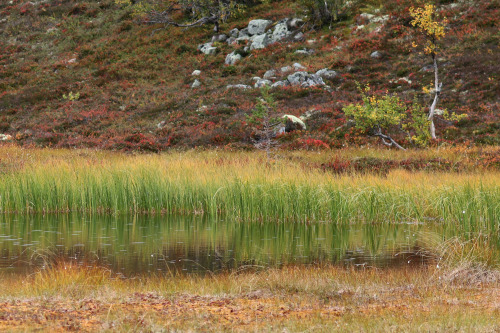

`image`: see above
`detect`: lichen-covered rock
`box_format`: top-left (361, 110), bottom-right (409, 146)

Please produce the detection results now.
top-left (263, 70), bottom-right (276, 80)
top-left (293, 63), bottom-right (306, 71)
top-left (283, 115), bottom-right (306, 132)
top-left (211, 34), bottom-right (228, 43)
top-left (247, 19), bottom-right (272, 35)
top-left (287, 72), bottom-right (325, 87)
top-left (271, 80), bottom-right (289, 88)
top-left (371, 51), bottom-right (383, 59)
top-left (254, 79), bottom-right (271, 88)
top-left (226, 84), bottom-right (251, 90)
top-left (269, 22), bottom-right (290, 44)
top-left (250, 33), bottom-right (270, 50)
top-left (225, 51), bottom-right (242, 65)
top-left (229, 28), bottom-right (239, 38)
top-left (191, 79), bottom-right (201, 88)
top-left (191, 70), bottom-right (201, 76)
top-left (199, 43), bottom-right (217, 55)
top-left (315, 68), bottom-right (339, 80)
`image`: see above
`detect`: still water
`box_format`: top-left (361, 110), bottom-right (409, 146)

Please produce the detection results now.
top-left (0, 214), bottom-right (439, 276)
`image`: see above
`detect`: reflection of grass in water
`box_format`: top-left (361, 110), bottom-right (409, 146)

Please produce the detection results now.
top-left (0, 148), bottom-right (497, 228)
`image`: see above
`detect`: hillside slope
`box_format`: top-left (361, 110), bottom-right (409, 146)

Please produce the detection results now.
top-left (0, 0), bottom-right (498, 150)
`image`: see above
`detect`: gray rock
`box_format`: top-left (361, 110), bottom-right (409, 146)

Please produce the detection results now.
top-left (247, 19), bottom-right (272, 35)
top-left (157, 121), bottom-right (166, 129)
top-left (199, 43), bottom-right (217, 55)
top-left (281, 66), bottom-right (292, 73)
top-left (293, 32), bottom-right (304, 41)
top-left (294, 48), bottom-right (314, 55)
top-left (359, 13), bottom-right (375, 21)
top-left (238, 28), bottom-right (250, 38)
top-left (315, 68), bottom-right (339, 80)
top-left (283, 115), bottom-right (306, 131)
top-left (263, 70), bottom-right (277, 80)
top-left (225, 51), bottom-right (242, 65)
top-left (191, 79), bottom-right (201, 88)
top-left (372, 15), bottom-right (389, 24)
top-left (250, 33), bottom-right (270, 50)
top-left (254, 79), bottom-right (272, 88)
top-left (287, 72), bottom-right (325, 87)
top-left (287, 18), bottom-right (304, 30)
top-left (300, 109), bottom-right (321, 121)
top-left (371, 51), bottom-right (383, 59)
top-left (191, 70), bottom-right (201, 76)
top-left (212, 34), bottom-right (228, 42)
top-left (226, 37), bottom-right (236, 45)
top-left (270, 22), bottom-right (290, 44)
top-left (271, 80), bottom-right (289, 88)
top-left (293, 63), bottom-right (306, 71)
top-left (229, 28), bottom-right (239, 38)
top-left (226, 84), bottom-right (251, 90)
top-left (420, 64), bottom-right (434, 72)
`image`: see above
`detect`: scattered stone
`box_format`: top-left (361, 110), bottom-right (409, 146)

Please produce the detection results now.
top-left (263, 70), bottom-right (277, 80)
top-left (360, 13), bottom-right (375, 21)
top-left (283, 115), bottom-right (306, 131)
top-left (271, 80), bottom-right (289, 88)
top-left (281, 66), bottom-right (292, 73)
top-left (226, 84), bottom-right (251, 90)
top-left (293, 32), bottom-right (304, 41)
top-left (307, 39), bottom-right (316, 44)
top-left (225, 51), bottom-right (242, 65)
top-left (238, 28), bottom-right (250, 38)
top-left (157, 121), bottom-right (166, 129)
top-left (199, 43), bottom-right (217, 55)
top-left (229, 28), bottom-right (239, 38)
top-left (270, 21), bottom-right (290, 44)
top-left (250, 33), bottom-right (271, 50)
top-left (254, 79), bottom-right (271, 88)
top-left (191, 79), bottom-right (201, 88)
top-left (67, 58), bottom-right (77, 64)
top-left (212, 34), bottom-right (228, 43)
top-left (371, 51), bottom-right (383, 59)
top-left (315, 68), bottom-right (339, 80)
top-left (293, 63), bottom-right (306, 71)
top-left (372, 15), bottom-right (389, 24)
top-left (287, 18), bottom-right (304, 30)
top-left (294, 48), bottom-right (314, 55)
top-left (287, 72), bottom-right (325, 87)
top-left (226, 37), bottom-right (236, 45)
top-left (192, 70), bottom-right (201, 76)
top-left (247, 19), bottom-right (272, 35)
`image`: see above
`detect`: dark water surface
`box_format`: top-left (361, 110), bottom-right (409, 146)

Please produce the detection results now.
top-left (0, 214), bottom-right (437, 276)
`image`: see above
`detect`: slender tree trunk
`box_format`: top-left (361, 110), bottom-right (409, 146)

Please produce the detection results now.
top-left (428, 53), bottom-right (441, 140)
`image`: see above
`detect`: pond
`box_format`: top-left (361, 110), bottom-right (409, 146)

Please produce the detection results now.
top-left (0, 214), bottom-right (453, 276)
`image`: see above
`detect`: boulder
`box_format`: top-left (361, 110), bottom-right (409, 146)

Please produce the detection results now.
top-left (271, 80), bottom-right (289, 88)
top-left (238, 28), bottom-right (250, 38)
top-left (293, 63), bottom-right (306, 71)
top-left (229, 28), bottom-right (239, 38)
top-left (283, 115), bottom-right (306, 132)
top-left (250, 34), bottom-right (270, 50)
top-left (199, 43), bottom-right (217, 55)
top-left (247, 19), bottom-right (272, 35)
top-left (269, 22), bottom-right (290, 44)
top-left (254, 79), bottom-right (271, 88)
top-left (191, 79), bottom-right (201, 88)
top-left (225, 51), bottom-right (242, 65)
top-left (287, 18), bottom-right (304, 30)
top-left (212, 34), bottom-right (228, 43)
top-left (287, 72), bottom-right (325, 87)
top-left (226, 84), bottom-right (251, 90)
top-left (371, 51), bottom-right (383, 59)
top-left (281, 66), bottom-right (292, 73)
top-left (315, 68), bottom-right (339, 80)
top-left (263, 70), bottom-right (277, 80)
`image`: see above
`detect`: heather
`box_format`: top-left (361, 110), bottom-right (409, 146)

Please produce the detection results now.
top-left (0, 0), bottom-right (498, 150)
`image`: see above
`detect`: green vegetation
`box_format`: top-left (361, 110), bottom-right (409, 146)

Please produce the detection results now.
top-left (0, 147), bottom-right (498, 229)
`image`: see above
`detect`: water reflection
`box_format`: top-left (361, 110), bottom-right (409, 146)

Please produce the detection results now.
top-left (0, 214), bottom-right (436, 276)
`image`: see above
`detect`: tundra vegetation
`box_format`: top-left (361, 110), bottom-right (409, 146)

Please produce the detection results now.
top-left (0, 0), bottom-right (499, 330)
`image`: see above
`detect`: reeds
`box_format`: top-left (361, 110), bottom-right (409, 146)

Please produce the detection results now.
top-left (0, 147), bottom-right (498, 227)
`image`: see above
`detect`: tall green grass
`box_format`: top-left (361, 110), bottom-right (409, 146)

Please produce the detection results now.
top-left (0, 148), bottom-right (498, 227)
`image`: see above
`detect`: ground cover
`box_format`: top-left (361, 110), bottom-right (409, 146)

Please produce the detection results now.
top-left (0, 0), bottom-right (498, 149)
top-left (0, 264), bottom-right (499, 332)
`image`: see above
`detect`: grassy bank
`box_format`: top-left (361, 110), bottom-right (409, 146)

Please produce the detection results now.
top-left (0, 146), bottom-right (498, 228)
top-left (0, 263), bottom-right (499, 332)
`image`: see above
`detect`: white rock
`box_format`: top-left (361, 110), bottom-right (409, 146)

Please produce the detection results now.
top-left (293, 63), bottom-right (306, 71)
top-left (192, 70), bottom-right (201, 76)
top-left (254, 79), bottom-right (271, 88)
top-left (281, 66), bottom-right (292, 73)
top-left (316, 68), bottom-right (339, 80)
top-left (225, 52), bottom-right (242, 65)
top-left (263, 70), bottom-right (276, 80)
top-left (371, 51), bottom-right (383, 59)
top-left (0, 134), bottom-right (13, 141)
top-left (247, 19), bottom-right (272, 35)
top-left (191, 79), bottom-right (201, 88)
top-left (250, 34), bottom-right (270, 50)
top-left (270, 22), bottom-right (290, 44)
top-left (226, 84), bottom-right (251, 90)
